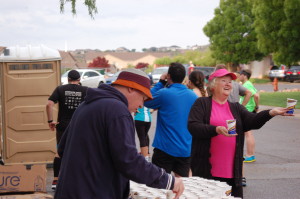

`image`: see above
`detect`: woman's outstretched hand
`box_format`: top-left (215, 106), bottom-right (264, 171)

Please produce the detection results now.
top-left (269, 107), bottom-right (294, 117)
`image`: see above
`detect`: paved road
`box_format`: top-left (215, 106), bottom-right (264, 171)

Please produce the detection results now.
top-left (243, 106), bottom-right (300, 199)
top-left (254, 81), bottom-right (300, 92)
top-left (46, 104), bottom-right (300, 199)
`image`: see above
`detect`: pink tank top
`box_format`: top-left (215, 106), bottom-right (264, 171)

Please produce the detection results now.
top-left (209, 99), bottom-right (236, 178)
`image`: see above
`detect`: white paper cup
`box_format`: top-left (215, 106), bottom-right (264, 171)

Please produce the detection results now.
top-left (286, 98), bottom-right (297, 114)
top-left (226, 119), bottom-right (237, 134)
top-left (166, 190), bottom-right (175, 199)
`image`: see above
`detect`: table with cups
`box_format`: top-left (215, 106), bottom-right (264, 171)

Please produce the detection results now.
top-left (129, 176), bottom-right (241, 199)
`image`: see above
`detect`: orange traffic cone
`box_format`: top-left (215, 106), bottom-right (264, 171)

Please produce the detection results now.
top-left (273, 77), bottom-right (278, 92)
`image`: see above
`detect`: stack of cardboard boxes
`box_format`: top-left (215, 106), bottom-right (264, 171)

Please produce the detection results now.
top-left (0, 164), bottom-right (52, 198)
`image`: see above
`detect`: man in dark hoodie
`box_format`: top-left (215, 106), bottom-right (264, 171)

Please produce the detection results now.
top-left (54, 68), bottom-right (184, 199)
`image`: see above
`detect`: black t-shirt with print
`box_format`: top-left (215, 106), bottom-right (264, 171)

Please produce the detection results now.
top-left (48, 84), bottom-right (88, 131)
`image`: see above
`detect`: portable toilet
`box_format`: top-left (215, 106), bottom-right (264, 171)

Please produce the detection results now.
top-left (0, 45), bottom-right (61, 165)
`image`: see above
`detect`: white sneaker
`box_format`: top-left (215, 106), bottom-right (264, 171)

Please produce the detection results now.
top-left (52, 180), bottom-right (58, 190)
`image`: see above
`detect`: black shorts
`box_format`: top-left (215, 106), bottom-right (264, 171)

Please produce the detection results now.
top-left (56, 129), bottom-right (65, 146)
top-left (135, 120), bottom-right (151, 147)
top-left (152, 148), bottom-right (191, 177)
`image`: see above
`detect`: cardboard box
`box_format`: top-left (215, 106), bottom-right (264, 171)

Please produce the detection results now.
top-left (0, 193), bottom-right (53, 199)
top-left (0, 164), bottom-right (47, 194)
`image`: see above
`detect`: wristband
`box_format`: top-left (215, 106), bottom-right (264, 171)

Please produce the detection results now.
top-left (159, 79), bottom-right (167, 86)
top-left (48, 120), bottom-right (53, 123)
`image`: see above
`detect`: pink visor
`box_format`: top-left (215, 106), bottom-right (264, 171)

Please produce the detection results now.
top-left (208, 69), bottom-right (237, 81)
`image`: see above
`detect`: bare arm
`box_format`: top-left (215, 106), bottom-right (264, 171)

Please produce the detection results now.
top-left (46, 100), bottom-right (57, 131)
top-left (254, 92), bottom-right (260, 106)
top-left (241, 89), bottom-right (252, 106)
top-left (253, 92), bottom-right (260, 112)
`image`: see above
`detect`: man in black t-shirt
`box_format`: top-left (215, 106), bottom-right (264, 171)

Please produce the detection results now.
top-left (46, 70), bottom-right (88, 190)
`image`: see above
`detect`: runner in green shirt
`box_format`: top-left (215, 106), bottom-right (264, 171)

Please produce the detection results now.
top-left (240, 80), bottom-right (257, 112)
top-left (239, 69), bottom-right (259, 163)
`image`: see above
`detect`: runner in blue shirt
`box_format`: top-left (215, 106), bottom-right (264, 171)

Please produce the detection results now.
top-left (145, 63), bottom-right (198, 177)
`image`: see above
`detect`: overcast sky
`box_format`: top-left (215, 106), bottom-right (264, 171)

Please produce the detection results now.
top-left (0, 0), bottom-right (220, 51)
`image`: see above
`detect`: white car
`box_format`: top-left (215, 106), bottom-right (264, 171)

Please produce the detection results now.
top-left (61, 69), bottom-right (106, 88)
top-left (151, 66), bottom-right (169, 84)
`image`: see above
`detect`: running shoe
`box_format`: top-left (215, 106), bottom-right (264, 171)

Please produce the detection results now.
top-left (242, 177), bottom-right (247, 187)
top-left (52, 180), bottom-right (58, 190)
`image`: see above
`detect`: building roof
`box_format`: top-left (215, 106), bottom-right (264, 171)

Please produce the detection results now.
top-left (59, 51), bottom-right (78, 69)
top-left (85, 51), bottom-right (173, 62)
top-left (0, 46), bottom-right (5, 54)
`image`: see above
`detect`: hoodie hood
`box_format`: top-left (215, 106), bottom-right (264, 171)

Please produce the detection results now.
top-left (85, 84), bottom-right (128, 107)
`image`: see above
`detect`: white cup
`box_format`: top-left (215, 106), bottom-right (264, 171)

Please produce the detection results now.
top-left (286, 98), bottom-right (297, 114)
top-left (226, 119), bottom-right (237, 134)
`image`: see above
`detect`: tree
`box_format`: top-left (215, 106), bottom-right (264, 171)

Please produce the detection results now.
top-left (60, 0), bottom-right (98, 19)
top-left (88, 56), bottom-right (110, 68)
top-left (145, 64), bottom-right (154, 74)
top-left (149, 47), bottom-right (157, 52)
top-left (203, 0), bottom-right (265, 69)
top-left (172, 56), bottom-right (187, 64)
top-left (171, 50), bottom-right (217, 66)
top-left (154, 57), bottom-right (173, 66)
top-left (127, 64), bottom-right (135, 69)
top-left (154, 49), bottom-right (217, 67)
top-left (252, 0), bottom-right (300, 65)
top-left (135, 62), bottom-right (149, 69)
top-left (195, 50), bottom-right (218, 66)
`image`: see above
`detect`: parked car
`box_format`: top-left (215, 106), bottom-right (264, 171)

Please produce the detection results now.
top-left (105, 71), bottom-right (121, 84)
top-left (105, 70), bottom-right (153, 85)
top-left (148, 73), bottom-right (153, 85)
top-left (192, 66), bottom-right (215, 79)
top-left (182, 64), bottom-right (193, 75)
top-left (268, 65), bottom-right (286, 81)
top-left (151, 66), bottom-right (169, 84)
top-left (61, 69), bottom-right (106, 88)
top-left (284, 65), bottom-right (300, 83)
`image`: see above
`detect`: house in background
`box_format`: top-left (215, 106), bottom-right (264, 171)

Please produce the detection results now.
top-left (0, 44), bottom-right (275, 78)
top-left (83, 51), bottom-right (173, 70)
top-left (187, 44), bottom-right (210, 51)
top-left (168, 45), bottom-right (181, 52)
top-left (115, 47), bottom-right (130, 53)
top-left (157, 45), bottom-right (182, 52)
top-left (59, 51), bottom-right (79, 71)
top-left (57, 50), bottom-right (277, 78)
top-left (0, 46), bottom-right (5, 54)
top-left (240, 55), bottom-right (273, 78)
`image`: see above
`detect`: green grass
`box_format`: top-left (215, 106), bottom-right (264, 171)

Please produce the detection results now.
top-left (250, 78), bottom-right (270, 84)
top-left (260, 92), bottom-right (300, 108)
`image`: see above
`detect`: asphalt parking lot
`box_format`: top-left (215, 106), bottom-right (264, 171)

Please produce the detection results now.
top-left (45, 82), bottom-right (300, 198)
top-left (254, 81), bottom-right (300, 92)
top-left (45, 106), bottom-right (300, 199)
